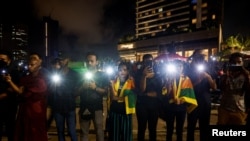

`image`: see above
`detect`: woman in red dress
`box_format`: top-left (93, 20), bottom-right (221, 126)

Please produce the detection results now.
top-left (5, 56), bottom-right (48, 141)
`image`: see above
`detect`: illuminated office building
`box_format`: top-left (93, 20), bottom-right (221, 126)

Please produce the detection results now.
top-left (42, 16), bottom-right (59, 58)
top-left (118, 0), bottom-right (224, 61)
top-left (0, 23), bottom-right (28, 51)
top-left (0, 17), bottom-right (59, 63)
top-left (0, 23), bottom-right (29, 61)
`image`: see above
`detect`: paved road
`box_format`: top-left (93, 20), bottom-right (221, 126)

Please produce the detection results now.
top-left (46, 107), bottom-right (217, 141)
top-left (3, 102), bottom-right (219, 141)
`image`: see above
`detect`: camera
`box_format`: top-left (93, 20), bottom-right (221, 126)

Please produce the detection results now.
top-left (228, 65), bottom-right (243, 71)
top-left (223, 63), bottom-right (243, 72)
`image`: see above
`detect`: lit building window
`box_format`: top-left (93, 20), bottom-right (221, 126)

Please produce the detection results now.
top-left (159, 13), bottom-right (163, 18)
top-left (202, 3), bottom-right (207, 8)
top-left (159, 25), bottom-right (162, 29)
top-left (158, 8), bottom-right (163, 12)
top-left (166, 11), bottom-right (171, 16)
top-left (185, 50), bottom-right (196, 58)
top-left (212, 48), bottom-right (218, 55)
top-left (145, 12), bottom-right (149, 16)
top-left (151, 33), bottom-right (156, 36)
top-left (202, 49), bottom-right (209, 60)
top-left (166, 23), bottom-right (170, 28)
top-left (212, 14), bottom-right (216, 19)
top-left (145, 28), bottom-right (149, 32)
top-left (202, 16), bottom-right (207, 21)
top-left (120, 44), bottom-right (134, 49)
top-left (192, 19), bottom-right (197, 24)
top-left (183, 28), bottom-right (188, 31)
top-left (193, 5), bottom-right (197, 10)
top-left (202, 9), bottom-right (208, 14)
top-left (144, 23), bottom-right (148, 27)
top-left (176, 51), bottom-right (183, 56)
top-left (152, 10), bottom-right (156, 14)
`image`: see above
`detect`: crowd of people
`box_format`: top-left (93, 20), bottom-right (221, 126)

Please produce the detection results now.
top-left (0, 48), bottom-right (250, 141)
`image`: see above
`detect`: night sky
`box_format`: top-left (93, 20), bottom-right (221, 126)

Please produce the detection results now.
top-left (0, 0), bottom-right (135, 60)
top-left (32, 0), bottom-right (135, 60)
top-left (0, 0), bottom-right (249, 60)
top-left (223, 0), bottom-right (250, 38)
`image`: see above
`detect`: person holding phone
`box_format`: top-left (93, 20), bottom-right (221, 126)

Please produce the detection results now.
top-left (218, 52), bottom-right (250, 125)
top-left (186, 52), bottom-right (217, 141)
top-left (0, 50), bottom-right (20, 141)
top-left (134, 54), bottom-right (163, 141)
top-left (77, 52), bottom-right (109, 141)
top-left (5, 53), bottom-right (48, 141)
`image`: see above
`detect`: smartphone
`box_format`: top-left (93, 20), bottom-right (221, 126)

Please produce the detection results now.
top-left (144, 60), bottom-right (153, 68)
top-left (1, 69), bottom-right (8, 75)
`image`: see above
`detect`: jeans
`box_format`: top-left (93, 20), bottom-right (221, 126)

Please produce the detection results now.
top-left (54, 110), bottom-right (78, 141)
top-left (79, 110), bottom-right (104, 141)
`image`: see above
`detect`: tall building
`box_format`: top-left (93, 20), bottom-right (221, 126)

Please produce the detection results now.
top-left (0, 23), bottom-right (29, 61)
top-left (0, 17), bottom-right (60, 67)
top-left (0, 23), bottom-right (28, 51)
top-left (27, 16), bottom-right (60, 67)
top-left (42, 16), bottom-right (59, 59)
top-left (118, 0), bottom-right (224, 61)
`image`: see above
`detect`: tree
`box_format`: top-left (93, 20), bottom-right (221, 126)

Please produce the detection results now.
top-left (226, 34), bottom-right (250, 51)
top-left (215, 34), bottom-right (250, 61)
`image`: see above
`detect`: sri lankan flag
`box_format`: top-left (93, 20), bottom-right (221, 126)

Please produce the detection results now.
top-left (166, 75), bottom-right (197, 113)
top-left (114, 76), bottom-right (136, 114)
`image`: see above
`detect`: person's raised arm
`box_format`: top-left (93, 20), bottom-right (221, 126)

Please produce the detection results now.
top-left (4, 74), bottom-right (24, 94)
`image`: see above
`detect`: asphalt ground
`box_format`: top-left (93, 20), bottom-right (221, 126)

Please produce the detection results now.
top-left (3, 102), bottom-right (219, 141)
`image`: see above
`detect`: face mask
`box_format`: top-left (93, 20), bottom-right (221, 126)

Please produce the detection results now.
top-left (0, 60), bottom-right (7, 68)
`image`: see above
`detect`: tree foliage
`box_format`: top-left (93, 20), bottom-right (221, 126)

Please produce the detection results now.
top-left (216, 34), bottom-right (250, 61)
top-left (226, 34), bottom-right (250, 51)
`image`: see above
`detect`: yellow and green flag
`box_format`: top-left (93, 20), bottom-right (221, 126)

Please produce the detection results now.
top-left (169, 75), bottom-right (197, 113)
top-left (114, 76), bottom-right (136, 114)
top-left (178, 75), bottom-right (197, 113)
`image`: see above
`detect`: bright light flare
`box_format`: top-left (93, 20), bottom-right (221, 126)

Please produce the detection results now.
top-left (197, 64), bottom-right (205, 72)
top-left (166, 64), bottom-right (176, 73)
top-left (85, 72), bottom-right (93, 80)
top-left (1, 69), bottom-right (7, 74)
top-left (106, 66), bottom-right (114, 75)
top-left (52, 74), bottom-right (61, 83)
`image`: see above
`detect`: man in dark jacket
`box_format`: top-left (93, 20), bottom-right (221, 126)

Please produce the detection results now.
top-left (77, 52), bottom-right (109, 141)
top-left (49, 54), bottom-right (80, 141)
top-left (0, 50), bottom-right (20, 141)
